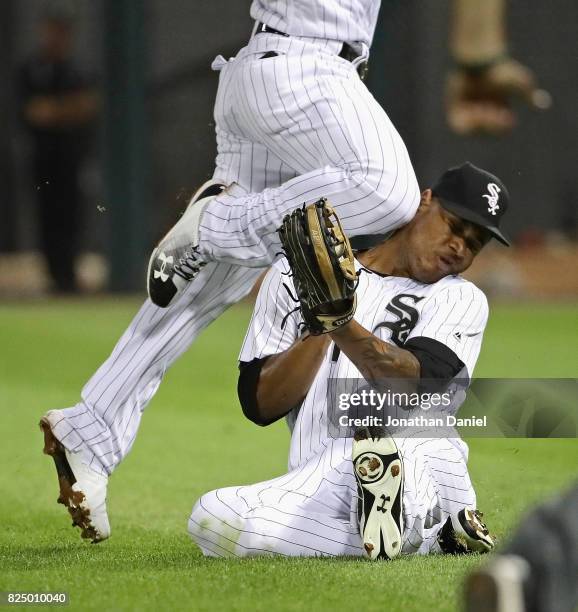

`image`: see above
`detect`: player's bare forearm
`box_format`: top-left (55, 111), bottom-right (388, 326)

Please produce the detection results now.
top-left (330, 320), bottom-right (420, 382)
top-left (255, 334), bottom-right (331, 421)
top-left (451, 0), bottom-right (506, 64)
top-left (447, 0), bottom-right (549, 135)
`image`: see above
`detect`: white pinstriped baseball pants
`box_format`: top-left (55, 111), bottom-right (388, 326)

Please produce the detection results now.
top-left (50, 33), bottom-right (419, 476)
top-left (201, 33), bottom-right (420, 266)
top-left (189, 437), bottom-right (476, 557)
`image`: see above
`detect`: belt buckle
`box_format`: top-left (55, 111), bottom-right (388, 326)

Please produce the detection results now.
top-left (341, 42), bottom-right (369, 81)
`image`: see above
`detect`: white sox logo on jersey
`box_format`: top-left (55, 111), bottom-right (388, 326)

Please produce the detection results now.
top-left (154, 252), bottom-right (173, 283)
top-left (482, 183), bottom-right (501, 215)
top-left (373, 294), bottom-right (425, 346)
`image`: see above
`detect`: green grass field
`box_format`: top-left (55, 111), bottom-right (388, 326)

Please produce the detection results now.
top-left (0, 299), bottom-right (576, 611)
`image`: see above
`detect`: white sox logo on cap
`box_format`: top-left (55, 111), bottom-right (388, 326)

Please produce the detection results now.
top-left (431, 162), bottom-right (510, 245)
top-left (154, 252), bottom-right (173, 283)
top-left (483, 183), bottom-right (501, 216)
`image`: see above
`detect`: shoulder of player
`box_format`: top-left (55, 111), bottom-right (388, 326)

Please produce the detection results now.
top-left (426, 275), bottom-right (488, 309)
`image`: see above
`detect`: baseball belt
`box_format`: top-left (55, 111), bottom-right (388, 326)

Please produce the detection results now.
top-left (254, 21), bottom-right (369, 80)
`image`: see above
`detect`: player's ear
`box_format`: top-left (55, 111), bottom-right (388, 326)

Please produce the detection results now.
top-left (416, 189), bottom-right (433, 214)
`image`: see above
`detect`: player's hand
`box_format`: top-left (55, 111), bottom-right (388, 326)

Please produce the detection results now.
top-left (446, 58), bottom-right (551, 135)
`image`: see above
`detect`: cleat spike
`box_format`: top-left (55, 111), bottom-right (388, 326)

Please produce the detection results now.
top-left (368, 457), bottom-right (381, 471)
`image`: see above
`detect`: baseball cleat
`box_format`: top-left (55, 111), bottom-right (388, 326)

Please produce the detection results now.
top-left (147, 179), bottom-right (225, 307)
top-left (40, 411), bottom-right (110, 543)
top-left (438, 507), bottom-right (495, 554)
top-left (353, 427), bottom-right (404, 561)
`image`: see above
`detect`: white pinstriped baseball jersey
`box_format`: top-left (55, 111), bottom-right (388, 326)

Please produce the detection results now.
top-left (251, 0), bottom-right (382, 46)
top-left (239, 257), bottom-right (488, 471)
top-left (188, 256), bottom-right (485, 558)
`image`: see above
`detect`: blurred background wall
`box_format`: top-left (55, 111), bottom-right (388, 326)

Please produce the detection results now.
top-left (0, 0), bottom-right (576, 295)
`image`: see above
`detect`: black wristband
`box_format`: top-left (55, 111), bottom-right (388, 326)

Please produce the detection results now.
top-left (453, 54), bottom-right (508, 76)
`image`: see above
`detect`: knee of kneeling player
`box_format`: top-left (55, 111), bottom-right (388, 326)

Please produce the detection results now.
top-left (357, 171), bottom-right (420, 229)
top-left (372, 190), bottom-right (419, 229)
top-left (188, 493), bottom-right (222, 549)
top-left (188, 490), bottom-right (249, 557)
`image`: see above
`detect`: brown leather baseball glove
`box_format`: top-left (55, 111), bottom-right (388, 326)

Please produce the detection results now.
top-left (278, 198), bottom-right (358, 335)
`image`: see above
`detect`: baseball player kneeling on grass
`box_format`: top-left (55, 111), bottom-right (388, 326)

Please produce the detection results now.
top-left (189, 162), bottom-right (509, 559)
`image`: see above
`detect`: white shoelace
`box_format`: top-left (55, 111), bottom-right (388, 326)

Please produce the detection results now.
top-left (174, 246), bottom-right (206, 280)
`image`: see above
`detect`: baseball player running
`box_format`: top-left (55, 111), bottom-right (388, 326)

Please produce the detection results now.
top-left (145, 0), bottom-right (419, 309)
top-left (188, 163), bottom-right (509, 559)
top-left (41, 0), bottom-right (421, 543)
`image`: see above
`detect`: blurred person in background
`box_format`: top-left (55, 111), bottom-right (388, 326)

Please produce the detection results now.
top-left (465, 482), bottom-right (578, 612)
top-left (446, 0), bottom-right (550, 135)
top-left (449, 6), bottom-right (577, 609)
top-left (18, 5), bottom-right (98, 293)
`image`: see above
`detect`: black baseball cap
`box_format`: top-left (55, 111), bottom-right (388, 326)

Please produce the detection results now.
top-left (432, 162), bottom-right (510, 246)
